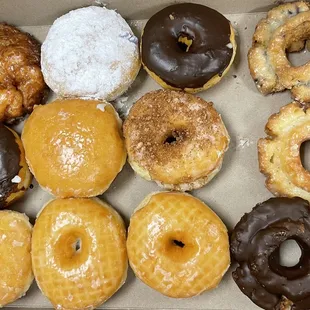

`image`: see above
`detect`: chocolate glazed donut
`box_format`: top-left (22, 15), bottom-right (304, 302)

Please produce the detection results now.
top-left (141, 3), bottom-right (236, 91)
top-left (0, 124), bottom-right (21, 207)
top-left (231, 197), bottom-right (310, 310)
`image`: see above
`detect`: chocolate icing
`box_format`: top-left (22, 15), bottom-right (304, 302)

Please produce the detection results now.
top-left (231, 197), bottom-right (310, 310)
top-left (141, 3), bottom-right (233, 89)
top-left (0, 124), bottom-right (21, 207)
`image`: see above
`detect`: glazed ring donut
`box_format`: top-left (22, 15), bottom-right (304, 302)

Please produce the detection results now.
top-left (22, 98), bottom-right (126, 198)
top-left (248, 2), bottom-right (310, 102)
top-left (258, 102), bottom-right (310, 201)
top-left (31, 198), bottom-right (127, 309)
top-left (141, 3), bottom-right (236, 92)
top-left (123, 90), bottom-right (230, 191)
top-left (0, 23), bottom-right (48, 123)
top-left (41, 6), bottom-right (140, 101)
top-left (0, 124), bottom-right (32, 208)
top-left (231, 197), bottom-right (310, 310)
top-left (127, 192), bottom-right (230, 298)
top-left (0, 210), bottom-right (33, 307)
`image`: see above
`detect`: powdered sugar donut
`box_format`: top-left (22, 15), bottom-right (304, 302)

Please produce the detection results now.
top-left (41, 6), bottom-right (140, 101)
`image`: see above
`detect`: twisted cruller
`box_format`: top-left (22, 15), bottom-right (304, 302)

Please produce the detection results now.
top-left (248, 2), bottom-right (310, 102)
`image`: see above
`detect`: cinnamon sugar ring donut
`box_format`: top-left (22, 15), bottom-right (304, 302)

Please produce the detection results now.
top-left (248, 2), bottom-right (310, 102)
top-left (127, 192), bottom-right (230, 298)
top-left (123, 90), bottom-right (230, 191)
top-left (0, 23), bottom-right (48, 123)
top-left (258, 102), bottom-right (310, 201)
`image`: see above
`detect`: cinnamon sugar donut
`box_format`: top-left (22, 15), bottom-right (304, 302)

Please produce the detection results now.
top-left (123, 90), bottom-right (230, 191)
top-left (41, 6), bottom-right (140, 101)
top-left (0, 24), bottom-right (47, 122)
top-left (127, 192), bottom-right (230, 298)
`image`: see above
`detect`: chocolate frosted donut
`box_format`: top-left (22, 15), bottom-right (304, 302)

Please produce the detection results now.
top-left (141, 3), bottom-right (236, 92)
top-left (0, 125), bottom-right (31, 207)
top-left (231, 197), bottom-right (310, 310)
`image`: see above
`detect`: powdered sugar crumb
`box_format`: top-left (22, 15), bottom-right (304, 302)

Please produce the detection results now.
top-left (237, 137), bottom-right (254, 149)
top-left (96, 103), bottom-right (107, 112)
top-left (11, 175), bottom-right (21, 183)
top-left (41, 6), bottom-right (140, 101)
top-left (12, 240), bottom-right (24, 247)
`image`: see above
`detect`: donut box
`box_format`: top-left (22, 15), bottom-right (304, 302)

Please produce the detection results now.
top-left (2, 0), bottom-right (310, 309)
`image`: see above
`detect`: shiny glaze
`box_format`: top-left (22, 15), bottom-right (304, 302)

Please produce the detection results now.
top-left (141, 3), bottom-right (233, 89)
top-left (0, 125), bottom-right (20, 207)
top-left (231, 197), bottom-right (310, 310)
top-left (127, 192), bottom-right (230, 298)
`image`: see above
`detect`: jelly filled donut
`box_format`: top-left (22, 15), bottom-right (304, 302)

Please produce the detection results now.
top-left (0, 124), bottom-right (31, 208)
top-left (123, 90), bottom-right (230, 191)
top-left (22, 98), bottom-right (126, 198)
top-left (41, 6), bottom-right (140, 101)
top-left (141, 3), bottom-right (236, 92)
top-left (32, 198), bottom-right (127, 309)
top-left (231, 197), bottom-right (310, 310)
top-left (127, 192), bottom-right (230, 298)
top-left (0, 210), bottom-right (33, 306)
top-left (258, 102), bottom-right (310, 201)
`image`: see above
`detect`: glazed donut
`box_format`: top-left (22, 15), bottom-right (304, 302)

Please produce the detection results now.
top-left (41, 6), bottom-right (140, 101)
top-left (248, 2), bottom-right (310, 102)
top-left (0, 124), bottom-right (31, 208)
top-left (22, 98), bottom-right (126, 198)
top-left (127, 192), bottom-right (230, 298)
top-left (258, 102), bottom-right (310, 201)
top-left (32, 198), bottom-right (127, 309)
top-left (123, 90), bottom-right (230, 191)
top-left (231, 197), bottom-right (310, 310)
top-left (0, 23), bottom-right (47, 123)
top-left (141, 3), bottom-right (236, 92)
top-left (0, 210), bottom-right (33, 306)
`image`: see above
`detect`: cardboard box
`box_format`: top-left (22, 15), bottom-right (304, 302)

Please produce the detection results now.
top-left (2, 0), bottom-right (307, 309)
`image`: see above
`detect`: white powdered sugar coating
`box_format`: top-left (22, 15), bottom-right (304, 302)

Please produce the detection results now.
top-left (41, 6), bottom-right (140, 101)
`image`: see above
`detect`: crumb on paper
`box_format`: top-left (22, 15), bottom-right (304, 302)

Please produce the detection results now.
top-left (226, 43), bottom-right (233, 49)
top-left (237, 137), bottom-right (254, 149)
top-left (93, 0), bottom-right (107, 6)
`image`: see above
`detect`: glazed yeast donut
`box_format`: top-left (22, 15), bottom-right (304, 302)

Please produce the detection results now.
top-left (0, 211), bottom-right (33, 306)
top-left (0, 124), bottom-right (31, 208)
top-left (32, 198), bottom-right (127, 309)
top-left (123, 90), bottom-right (230, 191)
top-left (127, 192), bottom-right (230, 298)
top-left (248, 2), bottom-right (310, 102)
top-left (41, 6), bottom-right (140, 101)
top-left (231, 197), bottom-right (310, 310)
top-left (258, 102), bottom-right (310, 201)
top-left (0, 24), bottom-right (47, 122)
top-left (22, 99), bottom-right (126, 198)
top-left (141, 3), bottom-right (236, 92)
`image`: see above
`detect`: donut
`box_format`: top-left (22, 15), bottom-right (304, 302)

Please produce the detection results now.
top-left (31, 198), bottom-right (127, 309)
top-left (0, 23), bottom-right (48, 122)
top-left (123, 90), bottom-right (230, 191)
top-left (127, 191), bottom-right (230, 298)
top-left (231, 197), bottom-right (310, 310)
top-left (141, 3), bottom-right (236, 92)
top-left (41, 6), bottom-right (140, 101)
top-left (258, 102), bottom-right (310, 201)
top-left (0, 124), bottom-right (31, 208)
top-left (0, 210), bottom-right (33, 306)
top-left (248, 2), bottom-right (310, 102)
top-left (22, 98), bottom-right (126, 198)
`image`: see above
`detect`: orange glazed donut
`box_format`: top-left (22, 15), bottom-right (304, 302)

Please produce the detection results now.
top-left (0, 211), bottom-right (33, 306)
top-left (22, 98), bottom-right (126, 198)
top-left (31, 198), bottom-right (127, 310)
top-left (127, 192), bottom-right (230, 298)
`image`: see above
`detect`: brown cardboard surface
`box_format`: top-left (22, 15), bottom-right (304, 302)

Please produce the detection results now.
top-left (2, 1), bottom-right (310, 309)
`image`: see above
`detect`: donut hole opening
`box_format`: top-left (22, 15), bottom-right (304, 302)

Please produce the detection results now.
top-left (287, 40), bottom-right (310, 67)
top-left (279, 239), bottom-right (302, 267)
top-left (173, 239), bottom-right (185, 248)
top-left (300, 141), bottom-right (310, 171)
top-left (177, 35), bottom-right (193, 52)
top-left (73, 238), bottom-right (81, 253)
top-left (164, 130), bottom-right (185, 145)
